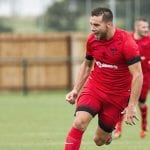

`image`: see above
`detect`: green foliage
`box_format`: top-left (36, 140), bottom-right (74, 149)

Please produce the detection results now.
top-left (0, 18), bottom-right (13, 32)
top-left (41, 0), bottom-right (150, 32)
top-left (43, 0), bottom-right (107, 31)
top-left (0, 24), bottom-right (13, 32)
top-left (44, 0), bottom-right (79, 31)
top-left (0, 17), bottom-right (40, 33)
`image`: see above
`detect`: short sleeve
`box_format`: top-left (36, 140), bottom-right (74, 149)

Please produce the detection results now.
top-left (85, 35), bottom-right (94, 60)
top-left (123, 36), bottom-right (141, 65)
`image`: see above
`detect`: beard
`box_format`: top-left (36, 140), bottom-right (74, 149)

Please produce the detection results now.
top-left (94, 31), bottom-right (107, 40)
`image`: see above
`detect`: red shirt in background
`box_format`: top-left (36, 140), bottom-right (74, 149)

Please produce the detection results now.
top-left (131, 33), bottom-right (150, 73)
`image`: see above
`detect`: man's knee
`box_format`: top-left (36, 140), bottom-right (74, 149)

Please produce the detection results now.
top-left (94, 134), bottom-right (112, 146)
top-left (73, 118), bottom-right (88, 131)
top-left (93, 136), bottom-right (105, 146)
top-left (73, 111), bottom-right (93, 131)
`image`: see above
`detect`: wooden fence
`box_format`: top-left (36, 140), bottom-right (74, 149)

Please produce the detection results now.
top-left (0, 32), bottom-right (87, 92)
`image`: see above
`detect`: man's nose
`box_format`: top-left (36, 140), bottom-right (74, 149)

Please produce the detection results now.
top-left (90, 26), bottom-right (96, 32)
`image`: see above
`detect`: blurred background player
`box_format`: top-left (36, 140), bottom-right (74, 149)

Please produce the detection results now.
top-left (114, 18), bottom-right (150, 139)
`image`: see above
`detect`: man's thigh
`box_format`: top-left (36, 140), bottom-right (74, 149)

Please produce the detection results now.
top-left (98, 99), bottom-right (125, 133)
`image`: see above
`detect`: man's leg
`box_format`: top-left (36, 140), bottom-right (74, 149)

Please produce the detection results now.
top-left (139, 74), bottom-right (150, 138)
top-left (139, 102), bottom-right (148, 138)
top-left (94, 125), bottom-right (112, 146)
top-left (94, 107), bottom-right (120, 146)
top-left (64, 111), bottom-right (93, 150)
top-left (114, 116), bottom-right (124, 139)
top-left (139, 83), bottom-right (148, 138)
top-left (95, 95), bottom-right (127, 144)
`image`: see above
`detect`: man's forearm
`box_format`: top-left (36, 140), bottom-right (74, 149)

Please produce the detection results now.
top-left (129, 73), bottom-right (143, 106)
top-left (73, 65), bottom-right (90, 93)
top-left (73, 61), bottom-right (92, 93)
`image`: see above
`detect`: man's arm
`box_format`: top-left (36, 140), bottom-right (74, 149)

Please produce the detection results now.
top-left (73, 59), bottom-right (93, 93)
top-left (66, 59), bottom-right (94, 104)
top-left (128, 61), bottom-right (143, 107)
top-left (124, 61), bottom-right (143, 125)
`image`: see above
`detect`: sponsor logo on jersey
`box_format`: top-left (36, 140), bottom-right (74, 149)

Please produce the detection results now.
top-left (96, 61), bottom-right (118, 69)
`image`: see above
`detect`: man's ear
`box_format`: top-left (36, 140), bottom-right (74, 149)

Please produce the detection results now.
top-left (107, 21), bottom-right (112, 27)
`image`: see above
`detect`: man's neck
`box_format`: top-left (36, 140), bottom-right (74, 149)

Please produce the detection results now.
top-left (106, 27), bottom-right (116, 40)
top-left (134, 32), bottom-right (143, 40)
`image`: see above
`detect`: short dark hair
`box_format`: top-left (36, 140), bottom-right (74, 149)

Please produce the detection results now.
top-left (91, 7), bottom-right (113, 22)
top-left (134, 18), bottom-right (149, 28)
top-left (135, 18), bottom-right (148, 23)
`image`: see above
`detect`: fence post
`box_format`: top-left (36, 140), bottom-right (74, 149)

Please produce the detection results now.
top-left (66, 35), bottom-right (72, 90)
top-left (22, 59), bottom-right (28, 95)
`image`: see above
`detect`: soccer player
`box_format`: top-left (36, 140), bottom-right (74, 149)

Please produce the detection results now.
top-left (114, 18), bottom-right (150, 139)
top-left (64, 7), bottom-right (143, 150)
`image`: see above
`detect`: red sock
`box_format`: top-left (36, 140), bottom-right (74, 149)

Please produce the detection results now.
top-left (140, 104), bottom-right (148, 131)
top-left (64, 127), bottom-right (84, 150)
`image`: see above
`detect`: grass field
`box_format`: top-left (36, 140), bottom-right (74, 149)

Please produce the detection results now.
top-left (0, 91), bottom-right (149, 150)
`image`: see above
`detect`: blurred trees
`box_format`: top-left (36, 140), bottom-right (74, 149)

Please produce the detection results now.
top-left (0, 17), bottom-right (13, 32)
top-left (42, 0), bottom-right (107, 32)
top-left (0, 22), bottom-right (13, 32)
top-left (43, 0), bottom-right (79, 31)
top-left (0, 0), bottom-right (150, 32)
top-left (41, 0), bottom-right (150, 32)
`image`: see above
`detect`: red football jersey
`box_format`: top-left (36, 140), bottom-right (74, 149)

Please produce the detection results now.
top-left (85, 28), bottom-right (140, 96)
top-left (131, 33), bottom-right (150, 73)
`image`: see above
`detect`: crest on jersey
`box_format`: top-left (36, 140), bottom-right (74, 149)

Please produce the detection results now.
top-left (110, 48), bottom-right (117, 55)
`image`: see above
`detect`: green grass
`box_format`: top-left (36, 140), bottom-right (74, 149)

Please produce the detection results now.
top-left (0, 91), bottom-right (149, 150)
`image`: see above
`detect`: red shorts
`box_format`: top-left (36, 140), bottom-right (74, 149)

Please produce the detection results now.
top-left (139, 73), bottom-right (150, 103)
top-left (76, 88), bottom-right (129, 133)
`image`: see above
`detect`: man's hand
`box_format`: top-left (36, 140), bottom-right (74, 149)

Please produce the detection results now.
top-left (121, 105), bottom-right (139, 125)
top-left (65, 89), bottom-right (78, 105)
